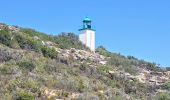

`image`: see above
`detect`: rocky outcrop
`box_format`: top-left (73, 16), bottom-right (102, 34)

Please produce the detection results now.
top-left (108, 68), bottom-right (170, 86)
top-left (57, 48), bottom-right (107, 66)
top-left (0, 23), bottom-right (19, 32)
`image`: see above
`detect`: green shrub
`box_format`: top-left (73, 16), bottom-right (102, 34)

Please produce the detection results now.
top-left (52, 33), bottom-right (88, 50)
top-left (123, 65), bottom-right (138, 75)
top-left (44, 64), bottom-right (57, 73)
top-left (156, 92), bottom-right (170, 100)
top-left (96, 46), bottom-right (111, 57)
top-left (124, 80), bottom-right (137, 94)
top-left (161, 82), bottom-right (170, 90)
top-left (44, 77), bottom-right (59, 88)
top-left (16, 91), bottom-right (35, 100)
top-left (0, 29), bottom-right (13, 47)
top-left (15, 34), bottom-right (40, 51)
top-left (20, 28), bottom-right (50, 41)
top-left (2, 93), bottom-right (13, 100)
top-left (79, 63), bottom-right (88, 71)
top-left (78, 80), bottom-right (85, 92)
top-left (147, 63), bottom-right (158, 71)
top-left (62, 91), bottom-right (69, 97)
top-left (18, 60), bottom-right (35, 72)
top-left (0, 65), bottom-right (14, 75)
top-left (97, 65), bottom-right (110, 75)
top-left (107, 79), bottom-right (122, 88)
top-left (40, 46), bottom-right (57, 59)
top-left (56, 78), bottom-right (86, 93)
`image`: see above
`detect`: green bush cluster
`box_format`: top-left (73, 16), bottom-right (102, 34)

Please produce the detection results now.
top-left (20, 28), bottom-right (50, 41)
top-left (18, 60), bottom-right (35, 72)
top-left (156, 92), bottom-right (170, 100)
top-left (0, 29), bottom-right (41, 51)
top-left (0, 29), bottom-right (14, 47)
top-left (41, 46), bottom-right (57, 59)
top-left (161, 82), bottom-right (170, 90)
top-left (52, 32), bottom-right (88, 50)
top-left (96, 46), bottom-right (162, 75)
top-left (64, 79), bottom-right (86, 92)
top-left (16, 91), bottom-right (35, 100)
top-left (0, 28), bottom-right (59, 59)
top-left (0, 65), bottom-right (14, 75)
top-left (15, 33), bottom-right (40, 51)
top-left (96, 46), bottom-right (111, 57)
top-left (97, 65), bottom-right (110, 75)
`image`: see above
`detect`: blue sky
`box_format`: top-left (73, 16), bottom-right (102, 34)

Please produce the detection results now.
top-left (0, 0), bottom-right (170, 67)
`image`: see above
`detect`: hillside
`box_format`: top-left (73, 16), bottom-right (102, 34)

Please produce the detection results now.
top-left (0, 23), bottom-right (170, 100)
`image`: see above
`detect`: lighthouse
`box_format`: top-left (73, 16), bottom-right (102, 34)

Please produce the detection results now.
top-left (79, 17), bottom-right (95, 52)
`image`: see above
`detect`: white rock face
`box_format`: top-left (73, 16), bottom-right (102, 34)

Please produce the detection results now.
top-left (79, 29), bottom-right (95, 52)
top-left (57, 48), bottom-right (107, 66)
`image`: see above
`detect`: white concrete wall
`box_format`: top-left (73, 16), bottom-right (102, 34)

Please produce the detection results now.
top-left (79, 29), bottom-right (95, 52)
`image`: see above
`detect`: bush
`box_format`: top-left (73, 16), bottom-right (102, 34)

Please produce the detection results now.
top-left (20, 28), bottom-right (50, 41)
top-left (156, 92), bottom-right (170, 100)
top-left (18, 60), bottom-right (35, 72)
top-left (16, 91), bottom-right (35, 100)
top-left (52, 33), bottom-right (88, 50)
top-left (161, 82), bottom-right (170, 90)
top-left (96, 46), bottom-right (111, 57)
top-left (0, 29), bottom-right (13, 47)
top-left (40, 46), bottom-right (57, 59)
top-left (78, 80), bottom-right (85, 92)
top-left (0, 48), bottom-right (22, 62)
top-left (146, 62), bottom-right (162, 72)
top-left (44, 63), bottom-right (57, 73)
top-left (97, 65), bottom-right (110, 75)
top-left (0, 65), bottom-right (14, 75)
top-left (124, 80), bottom-right (137, 94)
top-left (56, 78), bottom-right (86, 93)
top-left (123, 65), bottom-right (138, 75)
top-left (62, 91), bottom-right (69, 97)
top-left (15, 34), bottom-right (40, 51)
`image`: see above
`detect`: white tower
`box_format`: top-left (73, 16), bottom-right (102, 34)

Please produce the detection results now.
top-left (79, 17), bottom-right (95, 52)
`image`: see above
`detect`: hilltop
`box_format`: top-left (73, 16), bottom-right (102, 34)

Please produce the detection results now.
top-left (0, 23), bottom-right (170, 100)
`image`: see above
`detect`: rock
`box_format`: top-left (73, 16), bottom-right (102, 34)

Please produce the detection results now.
top-left (8, 26), bottom-right (19, 32)
top-left (42, 41), bottom-right (46, 45)
top-left (33, 36), bottom-right (40, 40)
top-left (70, 93), bottom-right (80, 98)
top-left (70, 48), bottom-right (76, 53)
top-left (57, 48), bottom-right (107, 68)
top-left (98, 90), bottom-right (104, 93)
top-left (0, 24), bottom-right (19, 32)
top-left (108, 70), bottom-right (115, 74)
top-left (99, 61), bottom-right (107, 65)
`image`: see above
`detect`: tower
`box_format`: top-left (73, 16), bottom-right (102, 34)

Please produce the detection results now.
top-left (79, 17), bottom-right (95, 52)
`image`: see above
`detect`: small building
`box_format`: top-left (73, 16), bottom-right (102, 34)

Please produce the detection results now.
top-left (79, 17), bottom-right (95, 52)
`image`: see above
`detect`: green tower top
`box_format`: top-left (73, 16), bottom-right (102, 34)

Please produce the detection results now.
top-left (83, 17), bottom-right (91, 22)
top-left (79, 17), bottom-right (95, 31)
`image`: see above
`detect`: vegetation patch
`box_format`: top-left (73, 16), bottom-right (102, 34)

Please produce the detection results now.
top-left (18, 60), bottom-right (36, 72)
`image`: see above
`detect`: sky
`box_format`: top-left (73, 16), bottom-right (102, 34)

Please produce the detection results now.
top-left (0, 0), bottom-right (170, 67)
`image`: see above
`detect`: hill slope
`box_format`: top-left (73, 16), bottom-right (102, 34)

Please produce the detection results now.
top-left (0, 23), bottom-right (170, 100)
